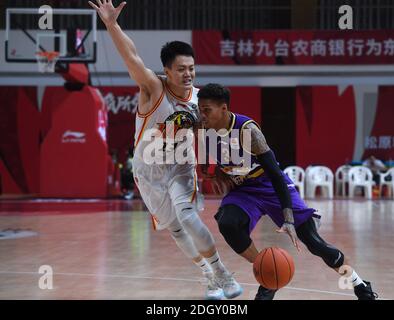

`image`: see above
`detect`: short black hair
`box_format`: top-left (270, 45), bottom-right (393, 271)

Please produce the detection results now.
top-left (160, 41), bottom-right (195, 68)
top-left (197, 83), bottom-right (231, 107)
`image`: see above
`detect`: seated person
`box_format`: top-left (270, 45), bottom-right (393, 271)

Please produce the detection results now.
top-left (362, 156), bottom-right (387, 185)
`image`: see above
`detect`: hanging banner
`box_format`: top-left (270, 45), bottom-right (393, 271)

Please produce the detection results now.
top-left (193, 30), bottom-right (394, 65)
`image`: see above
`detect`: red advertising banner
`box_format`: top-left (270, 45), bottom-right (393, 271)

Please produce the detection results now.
top-left (362, 86), bottom-right (394, 161)
top-left (193, 30), bottom-right (394, 65)
top-left (98, 87), bottom-right (139, 164)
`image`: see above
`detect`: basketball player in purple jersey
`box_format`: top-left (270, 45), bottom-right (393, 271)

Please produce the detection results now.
top-left (197, 83), bottom-right (377, 300)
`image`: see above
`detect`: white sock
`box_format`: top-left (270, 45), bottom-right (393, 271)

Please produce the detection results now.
top-left (194, 258), bottom-right (212, 274)
top-left (205, 251), bottom-right (227, 274)
top-left (349, 270), bottom-right (366, 287)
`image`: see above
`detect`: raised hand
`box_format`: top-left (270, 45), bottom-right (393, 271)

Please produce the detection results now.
top-left (88, 0), bottom-right (127, 27)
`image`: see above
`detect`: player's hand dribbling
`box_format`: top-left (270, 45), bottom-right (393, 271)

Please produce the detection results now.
top-left (276, 223), bottom-right (301, 252)
top-left (200, 165), bottom-right (235, 195)
top-left (211, 166), bottom-right (235, 195)
top-left (88, 0), bottom-right (127, 27)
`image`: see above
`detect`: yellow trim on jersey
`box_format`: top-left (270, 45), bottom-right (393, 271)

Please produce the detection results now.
top-left (134, 116), bottom-right (149, 148)
top-left (137, 89), bottom-right (165, 118)
top-left (165, 81), bottom-right (193, 102)
top-left (190, 171), bottom-right (197, 203)
top-left (217, 112), bottom-right (236, 137)
top-left (247, 167), bottom-right (264, 178)
top-left (240, 119), bottom-right (261, 156)
top-left (151, 215), bottom-right (158, 231)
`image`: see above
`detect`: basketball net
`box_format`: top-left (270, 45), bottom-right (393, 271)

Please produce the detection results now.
top-left (35, 51), bottom-right (60, 73)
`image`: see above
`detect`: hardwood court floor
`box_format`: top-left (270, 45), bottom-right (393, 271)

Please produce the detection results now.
top-left (0, 197), bottom-right (392, 300)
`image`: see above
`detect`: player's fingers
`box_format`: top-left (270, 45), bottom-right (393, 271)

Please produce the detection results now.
top-left (217, 182), bottom-right (225, 195)
top-left (88, 1), bottom-right (100, 10)
top-left (117, 1), bottom-right (127, 11)
top-left (211, 181), bottom-right (217, 194)
top-left (291, 235), bottom-right (297, 248)
top-left (212, 181), bottom-right (221, 195)
top-left (290, 234), bottom-right (301, 252)
top-left (276, 228), bottom-right (285, 233)
top-left (295, 239), bottom-right (301, 252)
top-left (292, 237), bottom-right (301, 252)
top-left (96, 0), bottom-right (103, 6)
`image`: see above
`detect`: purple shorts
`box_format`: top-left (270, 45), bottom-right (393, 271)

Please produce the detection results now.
top-left (220, 173), bottom-right (316, 234)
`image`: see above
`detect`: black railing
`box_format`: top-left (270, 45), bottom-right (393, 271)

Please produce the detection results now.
top-left (1, 0), bottom-right (393, 30)
top-left (318, 0), bottom-right (394, 30)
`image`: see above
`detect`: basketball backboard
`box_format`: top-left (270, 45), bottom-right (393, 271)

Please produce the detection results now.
top-left (5, 8), bottom-right (97, 64)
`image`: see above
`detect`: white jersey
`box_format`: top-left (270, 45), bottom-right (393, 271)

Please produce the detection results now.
top-left (133, 76), bottom-right (199, 163)
top-left (132, 77), bottom-right (202, 230)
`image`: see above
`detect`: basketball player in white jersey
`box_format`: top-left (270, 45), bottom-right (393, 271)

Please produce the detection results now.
top-left (89, 0), bottom-right (242, 300)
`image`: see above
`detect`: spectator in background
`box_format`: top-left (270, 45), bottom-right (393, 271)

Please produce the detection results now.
top-left (362, 155), bottom-right (387, 185)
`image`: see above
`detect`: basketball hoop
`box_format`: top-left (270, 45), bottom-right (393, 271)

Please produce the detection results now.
top-left (35, 51), bottom-right (60, 73)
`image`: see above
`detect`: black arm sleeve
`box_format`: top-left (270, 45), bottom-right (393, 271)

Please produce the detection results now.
top-left (256, 150), bottom-right (292, 210)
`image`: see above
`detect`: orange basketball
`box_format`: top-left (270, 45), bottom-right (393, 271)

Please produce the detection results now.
top-left (253, 247), bottom-right (295, 290)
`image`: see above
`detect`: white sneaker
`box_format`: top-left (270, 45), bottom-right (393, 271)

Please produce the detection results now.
top-left (214, 270), bottom-right (243, 299)
top-left (203, 272), bottom-right (224, 300)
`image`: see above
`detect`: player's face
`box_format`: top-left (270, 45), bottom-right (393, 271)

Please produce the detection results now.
top-left (165, 55), bottom-right (195, 90)
top-left (198, 99), bottom-right (227, 130)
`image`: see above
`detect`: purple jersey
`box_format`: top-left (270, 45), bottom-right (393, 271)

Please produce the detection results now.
top-left (210, 113), bottom-right (316, 233)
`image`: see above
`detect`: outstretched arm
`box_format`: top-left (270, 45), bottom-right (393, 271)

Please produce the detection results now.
top-left (89, 0), bottom-right (161, 94)
top-left (243, 122), bottom-right (300, 251)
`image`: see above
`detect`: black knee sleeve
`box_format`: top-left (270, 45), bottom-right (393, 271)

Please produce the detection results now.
top-left (296, 217), bottom-right (344, 269)
top-left (214, 204), bottom-right (252, 254)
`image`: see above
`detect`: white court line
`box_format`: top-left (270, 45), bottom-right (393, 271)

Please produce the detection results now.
top-left (0, 270), bottom-right (388, 299)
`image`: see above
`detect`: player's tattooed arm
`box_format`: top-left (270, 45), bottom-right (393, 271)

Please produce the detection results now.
top-left (242, 122), bottom-right (271, 155)
top-left (243, 123), bottom-right (300, 250)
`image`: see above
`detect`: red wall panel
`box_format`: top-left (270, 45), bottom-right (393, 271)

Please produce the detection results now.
top-left (296, 86), bottom-right (356, 171)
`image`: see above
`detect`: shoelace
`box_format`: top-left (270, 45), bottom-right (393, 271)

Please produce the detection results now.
top-left (200, 275), bottom-right (220, 290)
top-left (217, 272), bottom-right (237, 289)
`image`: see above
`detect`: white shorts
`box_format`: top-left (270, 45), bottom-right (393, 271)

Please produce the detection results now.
top-left (132, 159), bottom-right (203, 230)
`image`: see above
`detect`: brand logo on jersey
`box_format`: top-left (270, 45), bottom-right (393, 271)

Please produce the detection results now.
top-left (156, 111), bottom-right (196, 134)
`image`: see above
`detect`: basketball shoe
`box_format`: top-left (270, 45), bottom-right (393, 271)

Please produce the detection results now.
top-left (354, 280), bottom-right (378, 300)
top-left (213, 270), bottom-right (243, 299)
top-left (255, 285), bottom-right (277, 300)
top-left (204, 272), bottom-right (224, 300)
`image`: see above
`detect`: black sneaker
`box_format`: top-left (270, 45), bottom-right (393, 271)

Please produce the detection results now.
top-left (354, 280), bottom-right (378, 300)
top-left (254, 285), bottom-right (277, 300)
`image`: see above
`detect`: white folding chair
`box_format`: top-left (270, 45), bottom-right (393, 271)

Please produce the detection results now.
top-left (379, 168), bottom-right (394, 199)
top-left (306, 166), bottom-right (334, 199)
top-left (348, 166), bottom-right (375, 199)
top-left (335, 165), bottom-right (352, 196)
top-left (284, 166), bottom-right (305, 198)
